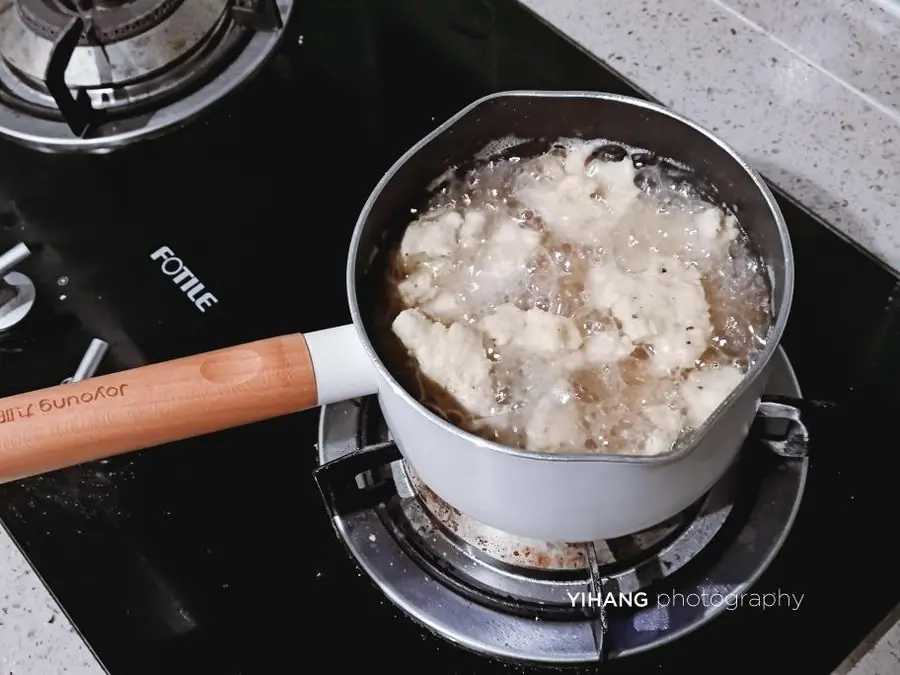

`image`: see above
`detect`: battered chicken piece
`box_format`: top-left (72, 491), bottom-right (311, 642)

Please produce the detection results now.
top-left (640, 404), bottom-right (684, 456)
top-left (688, 208), bottom-right (740, 263)
top-left (400, 210), bottom-right (464, 259)
top-left (480, 304), bottom-right (582, 356)
top-left (514, 310), bottom-right (582, 354)
top-left (459, 210), bottom-right (487, 248)
top-left (403, 214), bottom-right (541, 323)
top-left (479, 304), bottom-right (523, 346)
top-left (478, 219), bottom-right (542, 281)
top-left (465, 219), bottom-right (542, 308)
top-left (584, 157), bottom-right (641, 217)
top-left (397, 268), bottom-right (434, 304)
top-left (516, 152), bottom-right (639, 245)
top-left (584, 329), bottom-right (633, 364)
top-left (392, 308), bottom-right (497, 417)
top-left (422, 292), bottom-right (463, 322)
top-left (588, 256), bottom-right (711, 372)
top-left (694, 208), bottom-right (726, 240)
top-left (525, 382), bottom-right (587, 452)
top-left (681, 365), bottom-right (744, 429)
top-left (561, 141), bottom-right (642, 217)
top-left (388, 139), bottom-right (766, 459)
top-left (637, 206), bottom-right (740, 268)
top-left (397, 259), bottom-right (449, 305)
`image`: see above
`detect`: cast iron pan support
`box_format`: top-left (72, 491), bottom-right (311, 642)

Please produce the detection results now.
top-left (584, 542), bottom-right (608, 660)
top-left (232, 0), bottom-right (283, 31)
top-left (315, 395), bottom-right (823, 518)
top-left (755, 395), bottom-right (828, 458)
top-left (44, 15), bottom-right (95, 137)
top-left (315, 440), bottom-right (401, 519)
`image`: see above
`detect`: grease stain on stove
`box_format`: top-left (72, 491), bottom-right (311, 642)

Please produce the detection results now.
top-left (408, 465), bottom-right (678, 570)
top-left (738, 527), bottom-right (757, 549)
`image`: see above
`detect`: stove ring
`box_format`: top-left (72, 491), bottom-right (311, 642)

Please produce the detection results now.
top-left (317, 347), bottom-right (809, 664)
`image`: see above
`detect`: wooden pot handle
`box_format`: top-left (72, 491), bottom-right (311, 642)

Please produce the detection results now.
top-left (0, 334), bottom-right (320, 483)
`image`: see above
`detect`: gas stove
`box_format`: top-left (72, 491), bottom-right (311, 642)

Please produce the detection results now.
top-left (0, 0), bottom-right (291, 151)
top-left (315, 347), bottom-right (808, 665)
top-left (0, 1), bottom-right (897, 674)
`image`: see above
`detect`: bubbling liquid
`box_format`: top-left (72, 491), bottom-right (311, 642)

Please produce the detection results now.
top-left (381, 138), bottom-right (772, 456)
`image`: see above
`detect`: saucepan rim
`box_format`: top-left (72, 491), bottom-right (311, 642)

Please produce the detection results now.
top-left (346, 90), bottom-right (795, 465)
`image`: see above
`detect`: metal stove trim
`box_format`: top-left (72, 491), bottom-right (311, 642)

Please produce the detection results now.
top-left (380, 459), bottom-right (735, 611)
top-left (317, 347), bottom-right (808, 665)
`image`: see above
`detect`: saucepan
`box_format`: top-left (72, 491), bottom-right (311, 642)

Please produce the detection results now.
top-left (0, 91), bottom-right (807, 542)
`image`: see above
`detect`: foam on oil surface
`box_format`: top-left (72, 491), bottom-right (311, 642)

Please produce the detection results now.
top-left (385, 137), bottom-right (771, 456)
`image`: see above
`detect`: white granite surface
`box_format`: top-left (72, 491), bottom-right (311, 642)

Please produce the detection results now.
top-left (2, 0), bottom-right (900, 673)
top-left (835, 602), bottom-right (900, 674)
top-left (521, 0), bottom-right (900, 273)
top-left (0, 526), bottom-right (102, 674)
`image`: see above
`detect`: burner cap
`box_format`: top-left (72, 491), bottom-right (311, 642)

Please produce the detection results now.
top-left (0, 0), bottom-right (293, 151)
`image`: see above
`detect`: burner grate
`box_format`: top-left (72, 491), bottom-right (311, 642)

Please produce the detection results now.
top-left (334, 396), bottom-right (735, 624)
top-left (315, 347), bottom-right (810, 664)
top-left (381, 458), bottom-right (734, 621)
top-left (405, 455), bottom-right (708, 572)
top-left (19, 0), bottom-right (182, 44)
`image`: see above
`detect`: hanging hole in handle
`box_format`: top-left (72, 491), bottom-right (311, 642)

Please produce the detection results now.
top-left (753, 395), bottom-right (833, 459)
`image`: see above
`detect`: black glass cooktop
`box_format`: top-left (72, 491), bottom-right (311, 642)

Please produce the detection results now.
top-left (0, 2), bottom-right (897, 673)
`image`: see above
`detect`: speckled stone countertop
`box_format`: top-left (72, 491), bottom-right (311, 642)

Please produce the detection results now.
top-left (2, 0), bottom-right (900, 673)
top-left (523, 0), bottom-right (900, 275)
top-left (0, 528), bottom-right (102, 674)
